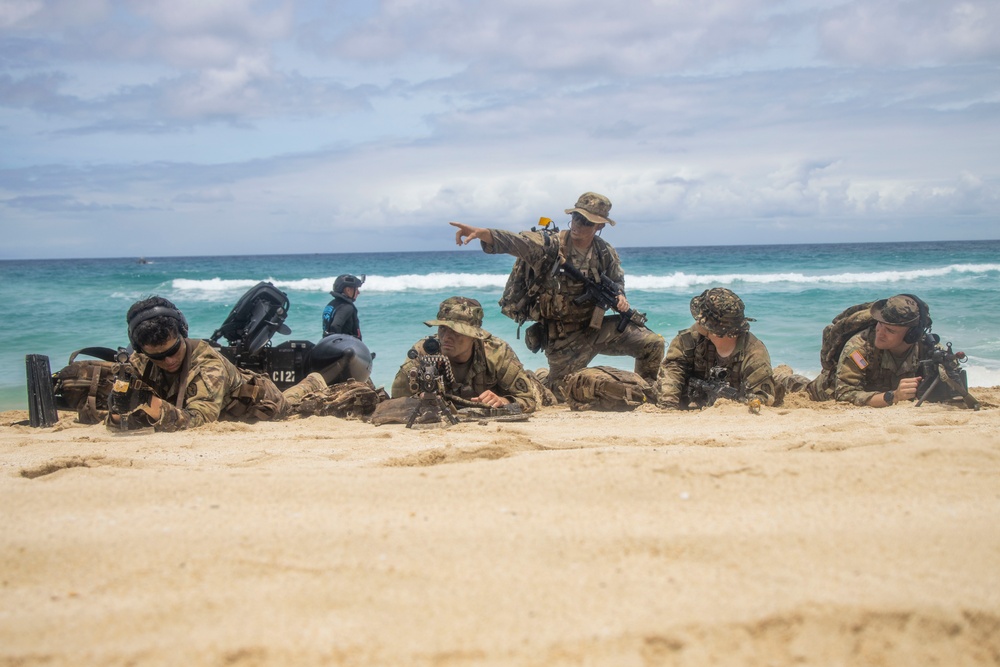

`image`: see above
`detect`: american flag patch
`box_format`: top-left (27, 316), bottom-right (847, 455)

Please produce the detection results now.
top-left (849, 350), bottom-right (868, 369)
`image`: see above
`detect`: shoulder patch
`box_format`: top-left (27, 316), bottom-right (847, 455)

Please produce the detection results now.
top-left (848, 350), bottom-right (868, 370)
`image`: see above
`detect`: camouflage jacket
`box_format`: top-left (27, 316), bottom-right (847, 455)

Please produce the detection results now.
top-left (834, 327), bottom-right (930, 406)
top-left (654, 327), bottom-right (780, 408)
top-left (483, 229), bottom-right (624, 327)
top-left (390, 335), bottom-right (538, 412)
top-left (124, 339), bottom-right (287, 431)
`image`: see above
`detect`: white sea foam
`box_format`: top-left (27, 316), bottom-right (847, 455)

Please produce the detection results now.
top-left (626, 263), bottom-right (1000, 290)
top-left (171, 264), bottom-right (1000, 293)
top-left (173, 273), bottom-right (509, 293)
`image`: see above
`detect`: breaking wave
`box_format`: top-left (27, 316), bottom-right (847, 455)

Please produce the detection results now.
top-left (171, 264), bottom-right (1000, 294)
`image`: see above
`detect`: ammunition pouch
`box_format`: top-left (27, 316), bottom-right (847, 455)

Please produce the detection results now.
top-left (524, 322), bottom-right (547, 354)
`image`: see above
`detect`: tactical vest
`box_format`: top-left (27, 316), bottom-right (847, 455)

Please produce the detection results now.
top-left (499, 230), bottom-right (617, 328)
top-left (851, 327), bottom-right (925, 391)
top-left (693, 336), bottom-right (748, 387)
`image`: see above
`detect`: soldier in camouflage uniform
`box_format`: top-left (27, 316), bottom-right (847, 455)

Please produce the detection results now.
top-left (831, 294), bottom-right (932, 407)
top-left (390, 297), bottom-right (542, 412)
top-left (450, 192), bottom-right (664, 400)
top-left (655, 288), bottom-right (782, 409)
top-left (109, 296), bottom-right (327, 432)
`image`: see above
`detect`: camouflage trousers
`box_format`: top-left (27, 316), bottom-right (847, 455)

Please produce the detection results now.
top-left (281, 372), bottom-right (329, 408)
top-left (772, 364), bottom-right (832, 402)
top-left (542, 315), bottom-right (664, 401)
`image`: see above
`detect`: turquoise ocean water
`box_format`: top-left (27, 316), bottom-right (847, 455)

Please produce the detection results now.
top-left (2, 239), bottom-right (999, 411)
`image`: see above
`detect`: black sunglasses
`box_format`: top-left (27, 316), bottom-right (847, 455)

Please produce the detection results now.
top-left (145, 338), bottom-right (183, 361)
top-left (572, 213), bottom-right (596, 227)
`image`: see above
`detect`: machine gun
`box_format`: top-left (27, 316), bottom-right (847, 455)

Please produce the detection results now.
top-left (404, 338), bottom-right (459, 428)
top-left (685, 366), bottom-right (762, 414)
top-left (558, 262), bottom-right (648, 332)
top-left (915, 334), bottom-right (980, 410)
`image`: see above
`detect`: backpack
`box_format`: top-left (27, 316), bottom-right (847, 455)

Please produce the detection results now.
top-left (498, 230), bottom-right (564, 330)
top-left (819, 302), bottom-right (876, 371)
top-left (52, 348), bottom-right (120, 424)
top-left (564, 366), bottom-right (655, 411)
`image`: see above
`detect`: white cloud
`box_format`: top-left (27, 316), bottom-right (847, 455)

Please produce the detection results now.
top-left (0, 0), bottom-right (998, 258)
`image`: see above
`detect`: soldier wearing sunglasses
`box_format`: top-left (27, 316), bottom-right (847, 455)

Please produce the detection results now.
top-left (450, 192), bottom-right (664, 400)
top-left (109, 296), bottom-right (330, 431)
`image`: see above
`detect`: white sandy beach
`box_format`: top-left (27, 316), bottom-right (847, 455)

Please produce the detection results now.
top-left (2, 389), bottom-right (1000, 666)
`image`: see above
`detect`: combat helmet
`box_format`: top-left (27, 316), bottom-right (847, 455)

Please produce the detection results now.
top-left (690, 288), bottom-right (755, 337)
top-left (331, 274), bottom-right (365, 298)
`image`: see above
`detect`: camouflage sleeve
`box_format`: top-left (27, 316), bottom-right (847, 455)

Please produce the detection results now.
top-left (154, 357), bottom-right (229, 431)
top-left (834, 335), bottom-right (879, 406)
top-left (488, 341), bottom-right (537, 413)
top-left (390, 358), bottom-right (418, 399)
top-left (654, 330), bottom-right (695, 408)
top-left (480, 229), bottom-right (547, 263)
top-left (739, 337), bottom-right (780, 407)
top-left (603, 244), bottom-right (625, 289)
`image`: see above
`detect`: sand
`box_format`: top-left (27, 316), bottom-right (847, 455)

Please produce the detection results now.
top-left (2, 389), bottom-right (1000, 666)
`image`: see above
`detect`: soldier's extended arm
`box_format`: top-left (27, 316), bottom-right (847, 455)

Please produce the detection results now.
top-left (654, 334), bottom-right (694, 408)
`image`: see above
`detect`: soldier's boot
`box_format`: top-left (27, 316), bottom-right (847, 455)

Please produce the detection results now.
top-left (772, 364), bottom-right (813, 393)
top-left (282, 372), bottom-right (328, 407)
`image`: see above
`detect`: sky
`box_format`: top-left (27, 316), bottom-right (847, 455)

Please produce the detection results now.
top-left (1, 0), bottom-right (998, 259)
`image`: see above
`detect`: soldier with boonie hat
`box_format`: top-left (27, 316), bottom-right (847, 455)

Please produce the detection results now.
top-left (655, 287), bottom-right (781, 409)
top-left (391, 296), bottom-right (550, 412)
top-left (448, 192), bottom-right (664, 401)
top-left (831, 293), bottom-right (935, 407)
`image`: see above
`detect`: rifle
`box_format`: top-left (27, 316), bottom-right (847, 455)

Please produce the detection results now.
top-left (107, 348), bottom-right (156, 431)
top-left (915, 334), bottom-right (980, 410)
top-left (685, 366), bottom-right (762, 414)
top-left (558, 262), bottom-right (648, 332)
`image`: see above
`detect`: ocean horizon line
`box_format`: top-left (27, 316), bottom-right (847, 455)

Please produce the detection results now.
top-left (3, 237), bottom-right (999, 263)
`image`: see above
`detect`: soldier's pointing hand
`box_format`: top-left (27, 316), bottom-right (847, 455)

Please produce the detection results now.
top-left (450, 221), bottom-right (493, 246)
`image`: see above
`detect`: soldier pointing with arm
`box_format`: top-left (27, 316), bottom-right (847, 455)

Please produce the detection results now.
top-left (450, 192), bottom-right (664, 401)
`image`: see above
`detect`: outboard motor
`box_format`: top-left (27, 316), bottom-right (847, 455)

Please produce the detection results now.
top-left (211, 281), bottom-right (292, 355)
top-left (307, 334), bottom-right (373, 384)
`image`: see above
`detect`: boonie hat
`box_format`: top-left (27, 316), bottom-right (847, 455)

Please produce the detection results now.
top-left (425, 296), bottom-right (491, 340)
top-left (690, 288), bottom-right (755, 337)
top-left (565, 192), bottom-right (616, 226)
top-left (870, 294), bottom-right (921, 327)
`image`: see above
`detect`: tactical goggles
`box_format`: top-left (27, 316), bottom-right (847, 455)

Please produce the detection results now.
top-left (571, 213), bottom-right (596, 227)
top-left (145, 338), bottom-right (183, 361)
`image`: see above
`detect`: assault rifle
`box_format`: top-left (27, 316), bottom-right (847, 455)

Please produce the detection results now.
top-left (107, 348), bottom-right (155, 431)
top-left (685, 366), bottom-right (762, 414)
top-left (915, 334), bottom-right (980, 410)
top-left (404, 338), bottom-right (459, 428)
top-left (558, 263), bottom-right (649, 332)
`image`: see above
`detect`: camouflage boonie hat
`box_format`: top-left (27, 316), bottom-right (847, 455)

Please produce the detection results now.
top-left (689, 288), bottom-right (755, 337)
top-left (564, 192), bottom-right (616, 226)
top-left (870, 294), bottom-right (921, 327)
top-left (425, 296), bottom-right (490, 340)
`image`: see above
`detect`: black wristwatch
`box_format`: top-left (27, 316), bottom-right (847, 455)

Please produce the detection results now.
top-left (884, 390), bottom-right (895, 406)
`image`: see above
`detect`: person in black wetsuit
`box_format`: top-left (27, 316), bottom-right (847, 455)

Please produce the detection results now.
top-left (322, 274), bottom-right (364, 339)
